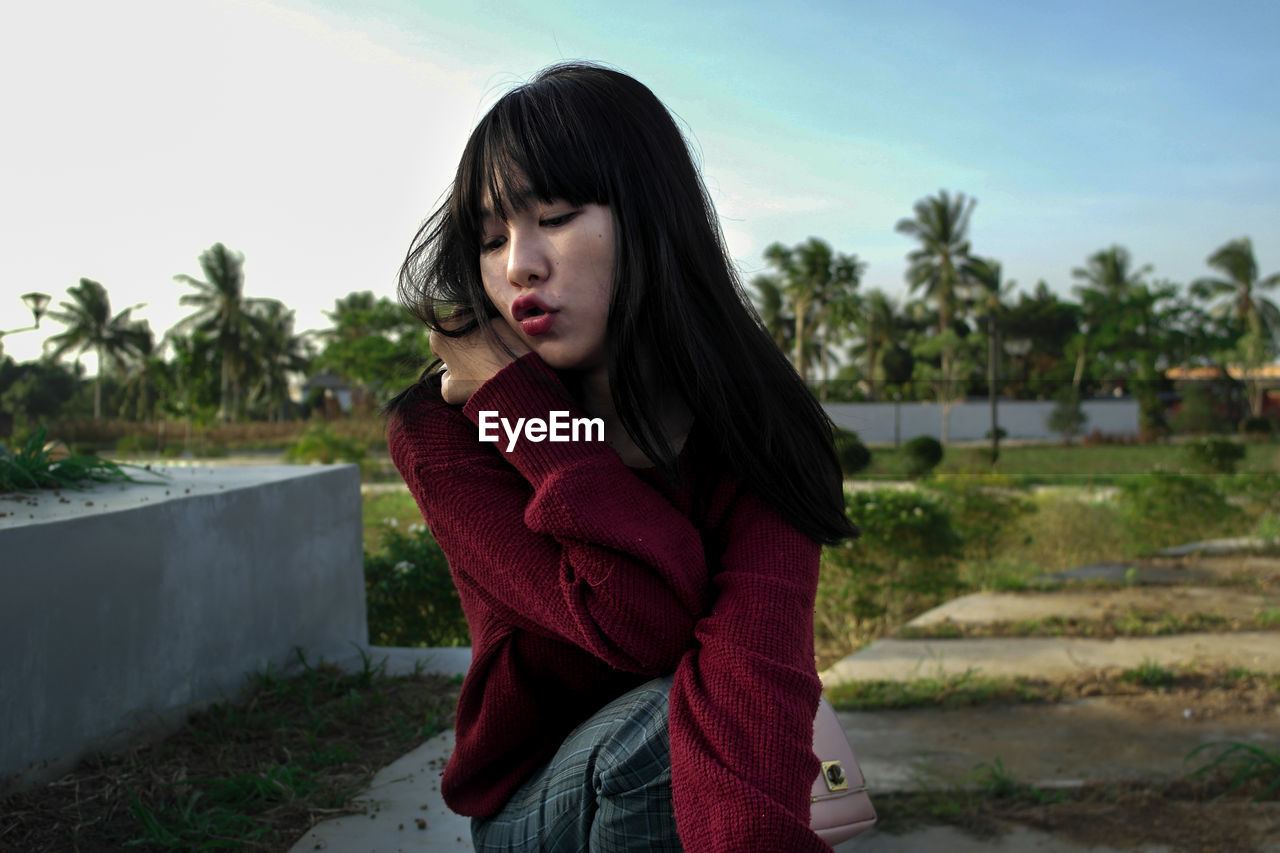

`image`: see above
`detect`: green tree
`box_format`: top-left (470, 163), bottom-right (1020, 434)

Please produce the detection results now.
top-left (43, 278), bottom-right (149, 421)
top-left (759, 238), bottom-right (864, 392)
top-left (1001, 281), bottom-right (1080, 398)
top-left (174, 243), bottom-right (269, 422)
top-left (162, 330), bottom-right (222, 454)
top-left (116, 323), bottom-right (167, 422)
top-left (895, 191), bottom-right (977, 378)
top-left (1070, 245), bottom-right (1152, 394)
top-left (1191, 237), bottom-right (1280, 417)
top-left (847, 289), bottom-right (905, 400)
top-left (243, 300), bottom-right (313, 421)
top-left (0, 358), bottom-right (83, 436)
top-left (315, 292), bottom-right (430, 405)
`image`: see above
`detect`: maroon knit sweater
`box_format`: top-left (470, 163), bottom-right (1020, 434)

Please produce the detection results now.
top-left (388, 353), bottom-right (831, 852)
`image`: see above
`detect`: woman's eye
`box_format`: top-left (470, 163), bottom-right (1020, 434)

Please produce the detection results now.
top-left (541, 211), bottom-right (577, 227)
top-left (481, 237), bottom-right (506, 253)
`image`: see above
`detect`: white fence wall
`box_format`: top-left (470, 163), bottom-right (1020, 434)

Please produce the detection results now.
top-left (823, 398), bottom-right (1140, 444)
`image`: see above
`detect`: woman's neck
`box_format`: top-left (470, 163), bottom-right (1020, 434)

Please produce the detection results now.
top-left (579, 367), bottom-right (691, 468)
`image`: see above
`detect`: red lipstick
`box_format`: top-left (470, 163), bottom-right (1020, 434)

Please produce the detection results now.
top-left (511, 294), bottom-right (558, 336)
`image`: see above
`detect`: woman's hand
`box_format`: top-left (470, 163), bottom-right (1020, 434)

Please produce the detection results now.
top-left (430, 315), bottom-right (531, 405)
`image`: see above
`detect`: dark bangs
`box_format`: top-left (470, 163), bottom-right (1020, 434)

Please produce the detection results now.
top-left (454, 82), bottom-right (614, 242)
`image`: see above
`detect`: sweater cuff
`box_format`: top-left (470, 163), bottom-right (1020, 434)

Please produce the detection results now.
top-left (461, 353), bottom-right (618, 482)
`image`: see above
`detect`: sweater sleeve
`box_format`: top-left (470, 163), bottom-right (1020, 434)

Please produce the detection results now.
top-left (388, 354), bottom-right (710, 676)
top-left (668, 488), bottom-right (832, 852)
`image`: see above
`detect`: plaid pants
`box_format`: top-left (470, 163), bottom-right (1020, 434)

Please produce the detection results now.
top-left (471, 676), bottom-right (683, 852)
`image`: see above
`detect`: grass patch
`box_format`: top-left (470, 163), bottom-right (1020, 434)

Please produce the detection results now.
top-left (870, 774), bottom-right (1279, 849)
top-left (826, 665), bottom-right (1280, 713)
top-left (1187, 741), bottom-right (1280, 799)
top-left (859, 440), bottom-right (1280, 487)
top-left (361, 490), bottom-right (422, 554)
top-left (826, 669), bottom-right (1054, 711)
top-left (0, 650), bottom-right (461, 852)
top-left (1121, 658), bottom-right (1178, 689)
top-left (896, 609), bottom-right (1278, 641)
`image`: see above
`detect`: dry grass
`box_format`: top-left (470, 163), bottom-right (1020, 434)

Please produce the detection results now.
top-left (0, 653), bottom-right (459, 852)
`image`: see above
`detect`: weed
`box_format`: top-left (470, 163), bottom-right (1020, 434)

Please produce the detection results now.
top-left (1121, 659), bottom-right (1177, 689)
top-left (1185, 741), bottom-right (1280, 799)
top-left (826, 669), bottom-right (1054, 711)
top-left (1, 425), bottom-right (164, 492)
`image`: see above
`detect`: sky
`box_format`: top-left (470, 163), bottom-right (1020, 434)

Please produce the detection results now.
top-left (2, 0), bottom-right (1278, 367)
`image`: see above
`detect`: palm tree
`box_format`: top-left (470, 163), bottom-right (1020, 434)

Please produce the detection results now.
top-left (1191, 237), bottom-right (1280, 417)
top-left (847, 289), bottom-right (902, 400)
top-left (116, 323), bottom-right (166, 422)
top-left (44, 278), bottom-right (149, 420)
top-left (245, 300), bottom-right (312, 421)
top-left (895, 190), bottom-right (978, 440)
top-left (960, 256), bottom-right (1017, 461)
top-left (895, 190), bottom-right (977, 395)
top-left (751, 273), bottom-right (794, 354)
top-left (174, 243), bottom-right (269, 422)
top-left (760, 238), bottom-right (864, 392)
top-left (1070, 245), bottom-right (1152, 393)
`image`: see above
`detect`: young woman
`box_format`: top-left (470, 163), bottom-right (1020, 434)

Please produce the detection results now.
top-left (387, 61), bottom-right (857, 852)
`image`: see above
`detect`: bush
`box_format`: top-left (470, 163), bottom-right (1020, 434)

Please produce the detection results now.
top-left (364, 524), bottom-right (469, 647)
top-left (115, 433), bottom-right (157, 455)
top-left (817, 488), bottom-right (961, 657)
top-left (902, 435), bottom-right (943, 479)
top-left (1182, 437), bottom-right (1246, 474)
top-left (832, 428), bottom-right (871, 477)
top-left (1115, 471), bottom-right (1235, 551)
top-left (285, 424), bottom-right (366, 465)
top-left (1240, 416), bottom-right (1273, 438)
top-left (1221, 471), bottom-right (1280, 522)
top-left (931, 474), bottom-right (1035, 564)
top-left (1047, 390), bottom-right (1087, 444)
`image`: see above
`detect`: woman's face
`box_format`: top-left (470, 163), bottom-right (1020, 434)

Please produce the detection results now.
top-left (479, 194), bottom-right (614, 377)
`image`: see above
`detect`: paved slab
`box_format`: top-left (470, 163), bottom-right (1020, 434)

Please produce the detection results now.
top-left (288, 730), bottom-right (472, 853)
top-left (842, 697), bottom-right (1280, 793)
top-left (834, 825), bottom-right (1175, 852)
top-left (904, 587), bottom-right (1277, 629)
top-left (821, 632), bottom-right (1280, 684)
top-left (1034, 560), bottom-right (1223, 585)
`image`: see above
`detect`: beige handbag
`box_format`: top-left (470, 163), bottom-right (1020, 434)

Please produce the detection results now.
top-left (810, 695), bottom-right (876, 844)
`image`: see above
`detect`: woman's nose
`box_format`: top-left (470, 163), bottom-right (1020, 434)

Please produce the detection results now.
top-left (506, 230), bottom-right (550, 287)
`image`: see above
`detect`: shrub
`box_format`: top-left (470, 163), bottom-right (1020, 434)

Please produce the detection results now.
top-left (1221, 471), bottom-right (1280, 521)
top-left (1240, 416), bottom-right (1273, 438)
top-left (1047, 390), bottom-right (1087, 444)
top-left (115, 433), bottom-right (157, 455)
top-left (1172, 384), bottom-right (1232, 435)
top-left (817, 488), bottom-right (961, 658)
top-left (832, 427), bottom-right (871, 477)
top-left (902, 435), bottom-right (943, 479)
top-left (364, 524), bottom-right (469, 647)
top-left (1116, 471), bottom-right (1235, 551)
top-left (931, 474), bottom-right (1035, 564)
top-left (285, 425), bottom-right (366, 465)
top-left (1183, 437), bottom-right (1246, 474)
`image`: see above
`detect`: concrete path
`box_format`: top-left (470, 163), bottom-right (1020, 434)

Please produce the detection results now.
top-left (821, 631), bottom-right (1280, 684)
top-left (294, 538), bottom-right (1280, 851)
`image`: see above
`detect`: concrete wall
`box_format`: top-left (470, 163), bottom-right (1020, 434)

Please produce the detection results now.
top-left (0, 465), bottom-right (366, 789)
top-left (824, 398), bottom-right (1141, 444)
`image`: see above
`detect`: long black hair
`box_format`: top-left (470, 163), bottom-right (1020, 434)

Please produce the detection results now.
top-left (391, 61), bottom-right (856, 545)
